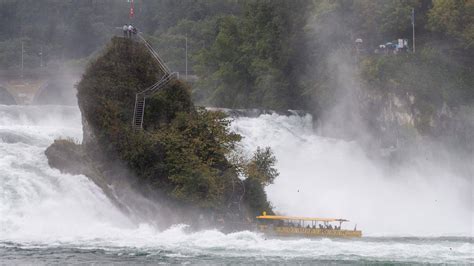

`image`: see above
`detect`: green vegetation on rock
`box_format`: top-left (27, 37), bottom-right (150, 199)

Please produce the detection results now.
top-left (72, 37), bottom-right (277, 221)
top-left (242, 147), bottom-right (278, 216)
top-left (360, 51), bottom-right (474, 134)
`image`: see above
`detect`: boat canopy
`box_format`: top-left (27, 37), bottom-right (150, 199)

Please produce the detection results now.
top-left (256, 215), bottom-right (349, 222)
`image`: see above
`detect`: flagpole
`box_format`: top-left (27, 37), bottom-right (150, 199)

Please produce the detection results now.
top-left (412, 8), bottom-right (415, 53)
top-left (185, 34), bottom-right (188, 81)
top-left (21, 41), bottom-right (24, 79)
top-left (129, 0), bottom-right (134, 21)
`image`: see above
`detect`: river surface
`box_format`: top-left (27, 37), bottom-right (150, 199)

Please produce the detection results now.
top-left (0, 105), bottom-right (472, 264)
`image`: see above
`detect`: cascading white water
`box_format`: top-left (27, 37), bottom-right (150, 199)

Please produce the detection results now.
top-left (0, 105), bottom-right (134, 243)
top-left (230, 113), bottom-right (473, 236)
top-left (0, 105), bottom-right (471, 263)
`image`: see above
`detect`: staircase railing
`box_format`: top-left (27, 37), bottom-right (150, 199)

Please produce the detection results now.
top-left (138, 72), bottom-right (177, 98)
top-left (131, 34), bottom-right (177, 131)
top-left (132, 72), bottom-right (177, 130)
top-left (137, 34), bottom-right (171, 75)
top-left (132, 95), bottom-right (146, 130)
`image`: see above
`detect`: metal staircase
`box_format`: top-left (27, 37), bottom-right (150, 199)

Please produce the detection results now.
top-left (138, 34), bottom-right (171, 75)
top-left (132, 73), bottom-right (177, 130)
top-left (132, 96), bottom-right (145, 129)
top-left (132, 34), bottom-right (177, 130)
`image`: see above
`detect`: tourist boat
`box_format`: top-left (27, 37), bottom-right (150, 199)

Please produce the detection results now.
top-left (256, 212), bottom-right (362, 238)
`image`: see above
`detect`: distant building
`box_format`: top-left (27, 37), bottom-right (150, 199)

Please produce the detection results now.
top-left (375, 39), bottom-right (409, 54)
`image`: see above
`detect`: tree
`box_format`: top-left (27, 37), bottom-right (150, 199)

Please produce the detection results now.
top-left (245, 147), bottom-right (279, 186)
top-left (193, 0), bottom-right (312, 110)
top-left (242, 146), bottom-right (278, 216)
top-left (428, 0), bottom-right (474, 49)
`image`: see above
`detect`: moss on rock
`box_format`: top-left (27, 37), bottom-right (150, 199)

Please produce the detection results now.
top-left (47, 37), bottom-right (276, 225)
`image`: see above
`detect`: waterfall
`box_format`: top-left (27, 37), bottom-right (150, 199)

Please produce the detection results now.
top-left (0, 105), bottom-right (471, 261)
top-left (230, 113), bottom-right (472, 236)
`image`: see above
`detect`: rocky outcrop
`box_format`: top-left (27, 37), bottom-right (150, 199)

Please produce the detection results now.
top-left (345, 89), bottom-right (474, 156)
top-left (317, 81), bottom-right (473, 157)
top-left (44, 139), bottom-right (122, 206)
top-left (44, 139), bottom-right (203, 229)
top-left (45, 37), bottom-right (265, 230)
top-left (371, 92), bottom-right (473, 149)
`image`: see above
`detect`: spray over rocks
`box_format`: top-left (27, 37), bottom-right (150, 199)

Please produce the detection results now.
top-left (0, 104), bottom-right (472, 264)
top-left (44, 37), bottom-right (276, 230)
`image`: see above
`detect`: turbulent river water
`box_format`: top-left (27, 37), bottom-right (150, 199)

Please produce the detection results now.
top-left (0, 105), bottom-right (472, 264)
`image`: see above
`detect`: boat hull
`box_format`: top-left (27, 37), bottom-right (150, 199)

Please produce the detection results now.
top-left (258, 225), bottom-right (362, 238)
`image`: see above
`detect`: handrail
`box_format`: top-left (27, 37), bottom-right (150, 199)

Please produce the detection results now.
top-left (137, 34), bottom-right (171, 75)
top-left (139, 80), bottom-right (162, 94)
top-left (132, 94), bottom-right (141, 127)
top-left (130, 32), bottom-right (178, 131)
top-left (114, 30), bottom-right (170, 75)
top-left (137, 72), bottom-right (177, 98)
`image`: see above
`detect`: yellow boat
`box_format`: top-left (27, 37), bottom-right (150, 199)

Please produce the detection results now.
top-left (256, 212), bottom-right (362, 238)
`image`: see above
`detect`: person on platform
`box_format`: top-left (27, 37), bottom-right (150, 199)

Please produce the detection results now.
top-left (132, 26), bottom-right (138, 37)
top-left (122, 24), bottom-right (128, 37)
top-left (128, 24), bottom-right (133, 38)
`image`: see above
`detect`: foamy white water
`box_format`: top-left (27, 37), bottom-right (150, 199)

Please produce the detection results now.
top-left (0, 105), bottom-right (472, 264)
top-left (0, 105), bottom-right (134, 243)
top-left (231, 113), bottom-right (473, 237)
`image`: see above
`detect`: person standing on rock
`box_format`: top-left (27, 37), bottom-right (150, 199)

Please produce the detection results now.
top-left (132, 26), bottom-right (138, 38)
top-left (128, 24), bottom-right (133, 39)
top-left (122, 24), bottom-right (128, 37)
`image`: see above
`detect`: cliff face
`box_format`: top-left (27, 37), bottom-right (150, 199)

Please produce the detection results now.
top-left (316, 51), bottom-right (474, 156)
top-left (46, 37), bottom-right (271, 229)
top-left (363, 54), bottom-right (473, 152)
top-left (359, 89), bottom-right (474, 154)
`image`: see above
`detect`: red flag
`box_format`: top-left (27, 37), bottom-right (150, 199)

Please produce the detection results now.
top-left (129, 0), bottom-right (134, 19)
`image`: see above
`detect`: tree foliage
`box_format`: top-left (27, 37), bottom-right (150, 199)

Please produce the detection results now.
top-left (192, 1), bottom-right (311, 110)
top-left (3, 0), bottom-right (472, 116)
top-left (76, 37), bottom-right (273, 215)
top-left (428, 0), bottom-right (474, 49)
top-left (245, 147), bottom-right (279, 186)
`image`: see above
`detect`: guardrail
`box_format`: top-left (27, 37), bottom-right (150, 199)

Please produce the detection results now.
top-left (137, 34), bottom-right (171, 75)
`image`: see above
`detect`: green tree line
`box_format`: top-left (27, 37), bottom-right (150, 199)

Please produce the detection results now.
top-left (1, 0), bottom-right (472, 112)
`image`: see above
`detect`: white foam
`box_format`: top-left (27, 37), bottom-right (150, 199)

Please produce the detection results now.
top-left (230, 113), bottom-right (473, 237)
top-left (0, 105), bottom-right (472, 263)
top-left (0, 105), bottom-right (132, 243)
